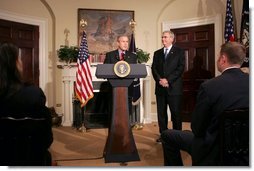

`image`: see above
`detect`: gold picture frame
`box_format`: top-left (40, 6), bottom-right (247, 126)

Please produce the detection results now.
top-left (78, 9), bottom-right (134, 63)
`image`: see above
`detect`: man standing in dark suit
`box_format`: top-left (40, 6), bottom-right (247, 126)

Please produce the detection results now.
top-left (161, 41), bottom-right (249, 166)
top-left (104, 35), bottom-right (137, 119)
top-left (152, 30), bottom-right (185, 142)
top-left (104, 35), bottom-right (137, 64)
top-left (103, 35), bottom-right (138, 164)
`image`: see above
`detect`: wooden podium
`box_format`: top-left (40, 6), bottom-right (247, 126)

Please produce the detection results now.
top-left (96, 63), bottom-right (147, 163)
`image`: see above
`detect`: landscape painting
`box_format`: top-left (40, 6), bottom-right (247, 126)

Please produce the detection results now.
top-left (78, 9), bottom-right (134, 62)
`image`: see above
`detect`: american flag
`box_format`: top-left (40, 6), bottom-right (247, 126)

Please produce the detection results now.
top-left (224, 0), bottom-right (235, 42)
top-left (75, 31), bottom-right (94, 107)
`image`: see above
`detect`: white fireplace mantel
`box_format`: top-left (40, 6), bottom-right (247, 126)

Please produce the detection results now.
top-left (58, 63), bottom-right (152, 126)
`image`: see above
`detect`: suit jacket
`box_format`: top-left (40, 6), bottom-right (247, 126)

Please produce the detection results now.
top-left (152, 45), bottom-right (185, 96)
top-left (191, 68), bottom-right (249, 165)
top-left (0, 84), bottom-right (53, 149)
top-left (104, 49), bottom-right (137, 64)
top-left (104, 49), bottom-right (137, 97)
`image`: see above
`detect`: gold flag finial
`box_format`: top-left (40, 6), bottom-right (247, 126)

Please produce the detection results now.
top-left (80, 19), bottom-right (87, 30)
top-left (129, 19), bottom-right (136, 32)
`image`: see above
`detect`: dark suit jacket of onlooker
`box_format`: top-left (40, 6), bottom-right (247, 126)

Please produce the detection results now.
top-left (191, 68), bottom-right (249, 165)
top-left (0, 84), bottom-right (53, 149)
top-left (152, 45), bottom-right (185, 96)
top-left (104, 49), bottom-right (137, 97)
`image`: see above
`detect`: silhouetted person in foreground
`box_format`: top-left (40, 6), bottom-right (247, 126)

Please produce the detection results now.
top-left (161, 42), bottom-right (249, 166)
top-left (0, 42), bottom-right (53, 166)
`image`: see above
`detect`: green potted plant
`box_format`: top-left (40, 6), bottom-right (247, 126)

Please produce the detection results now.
top-left (136, 48), bottom-right (150, 63)
top-left (57, 45), bottom-right (79, 63)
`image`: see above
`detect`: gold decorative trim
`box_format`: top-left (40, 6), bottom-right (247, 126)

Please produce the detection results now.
top-left (113, 61), bottom-right (131, 78)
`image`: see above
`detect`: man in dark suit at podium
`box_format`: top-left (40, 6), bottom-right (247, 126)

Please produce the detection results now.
top-left (102, 35), bottom-right (139, 164)
top-left (104, 35), bottom-right (137, 119)
top-left (104, 35), bottom-right (137, 64)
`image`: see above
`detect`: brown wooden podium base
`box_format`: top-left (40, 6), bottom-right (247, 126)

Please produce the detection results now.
top-left (104, 87), bottom-right (140, 163)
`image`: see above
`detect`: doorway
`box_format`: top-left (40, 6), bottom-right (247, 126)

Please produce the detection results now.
top-left (0, 19), bottom-right (39, 86)
top-left (171, 24), bottom-right (215, 122)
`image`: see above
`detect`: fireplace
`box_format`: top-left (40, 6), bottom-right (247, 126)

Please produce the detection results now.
top-left (58, 63), bottom-right (152, 126)
top-left (73, 81), bottom-right (111, 129)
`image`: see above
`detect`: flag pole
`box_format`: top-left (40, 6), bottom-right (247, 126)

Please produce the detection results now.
top-left (77, 106), bottom-right (87, 132)
top-left (77, 18), bottom-right (91, 133)
top-left (128, 19), bottom-right (143, 130)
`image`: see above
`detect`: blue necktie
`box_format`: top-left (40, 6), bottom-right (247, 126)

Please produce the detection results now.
top-left (164, 49), bottom-right (168, 59)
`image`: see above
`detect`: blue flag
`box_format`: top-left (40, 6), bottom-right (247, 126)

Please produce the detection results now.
top-left (240, 0), bottom-right (249, 68)
top-left (129, 33), bottom-right (141, 105)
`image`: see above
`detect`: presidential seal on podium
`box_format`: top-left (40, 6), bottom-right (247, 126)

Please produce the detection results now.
top-left (113, 61), bottom-right (131, 78)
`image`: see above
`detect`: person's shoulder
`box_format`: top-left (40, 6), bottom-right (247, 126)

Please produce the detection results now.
top-left (23, 83), bottom-right (40, 90)
top-left (127, 50), bottom-right (136, 56)
top-left (172, 45), bottom-right (184, 51)
top-left (12, 84), bottom-right (46, 105)
top-left (201, 72), bottom-right (229, 91)
top-left (154, 48), bottom-right (163, 54)
top-left (22, 84), bottom-right (45, 96)
top-left (106, 49), bottom-right (117, 55)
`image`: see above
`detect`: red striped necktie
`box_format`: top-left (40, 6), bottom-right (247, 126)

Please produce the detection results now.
top-left (120, 51), bottom-right (125, 60)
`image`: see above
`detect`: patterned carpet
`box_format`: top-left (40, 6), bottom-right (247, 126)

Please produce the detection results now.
top-left (49, 122), bottom-right (192, 166)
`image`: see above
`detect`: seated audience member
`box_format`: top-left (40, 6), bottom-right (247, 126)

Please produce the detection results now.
top-left (161, 42), bottom-right (249, 166)
top-left (0, 42), bottom-right (53, 165)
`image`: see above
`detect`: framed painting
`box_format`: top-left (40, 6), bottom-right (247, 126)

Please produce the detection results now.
top-left (78, 9), bottom-right (134, 62)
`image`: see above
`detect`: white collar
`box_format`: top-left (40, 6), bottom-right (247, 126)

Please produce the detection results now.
top-left (118, 49), bottom-right (125, 54)
top-left (222, 66), bottom-right (240, 73)
top-left (164, 45), bottom-right (172, 52)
